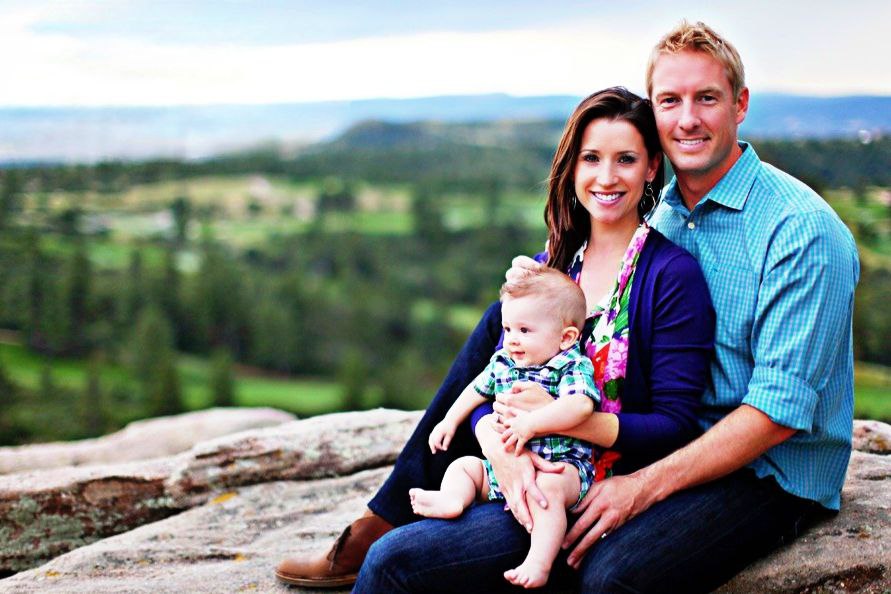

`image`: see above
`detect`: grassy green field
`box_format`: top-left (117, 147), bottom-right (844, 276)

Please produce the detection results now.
top-left (0, 341), bottom-right (344, 417)
top-left (853, 362), bottom-right (891, 421)
top-left (24, 176), bottom-right (550, 267)
top-left (3, 340), bottom-right (888, 422)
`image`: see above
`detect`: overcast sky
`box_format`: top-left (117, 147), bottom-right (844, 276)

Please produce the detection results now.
top-left (2, 0), bottom-right (889, 107)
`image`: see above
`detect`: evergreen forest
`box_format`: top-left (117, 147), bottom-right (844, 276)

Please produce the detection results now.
top-left (0, 118), bottom-right (889, 445)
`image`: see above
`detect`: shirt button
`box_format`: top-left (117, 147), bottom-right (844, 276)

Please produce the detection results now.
top-left (687, 221), bottom-right (696, 230)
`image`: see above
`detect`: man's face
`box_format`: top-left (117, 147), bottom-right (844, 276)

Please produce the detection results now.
top-left (650, 50), bottom-right (748, 190)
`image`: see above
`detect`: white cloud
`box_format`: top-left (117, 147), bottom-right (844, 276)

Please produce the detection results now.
top-left (2, 20), bottom-right (653, 106)
top-left (2, 2), bottom-right (890, 107)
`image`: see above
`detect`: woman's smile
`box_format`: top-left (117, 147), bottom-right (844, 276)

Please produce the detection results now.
top-left (590, 191), bottom-right (626, 205)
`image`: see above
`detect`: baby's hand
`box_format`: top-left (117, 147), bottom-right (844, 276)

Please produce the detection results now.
top-left (501, 414), bottom-right (536, 456)
top-left (428, 420), bottom-right (456, 454)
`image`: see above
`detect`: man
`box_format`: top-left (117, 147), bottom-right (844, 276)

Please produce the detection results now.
top-left (278, 21), bottom-right (859, 592)
top-left (555, 21), bottom-right (860, 591)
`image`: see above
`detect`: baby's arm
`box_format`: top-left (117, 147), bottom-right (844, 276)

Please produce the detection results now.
top-left (428, 383), bottom-right (489, 453)
top-left (502, 393), bottom-right (594, 454)
top-left (503, 357), bottom-right (598, 454)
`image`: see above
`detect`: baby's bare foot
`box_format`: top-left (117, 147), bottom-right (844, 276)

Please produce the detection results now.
top-left (504, 559), bottom-right (550, 589)
top-left (408, 488), bottom-right (465, 519)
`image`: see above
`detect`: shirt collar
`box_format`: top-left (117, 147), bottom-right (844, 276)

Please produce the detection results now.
top-left (662, 141), bottom-right (760, 213)
top-left (497, 343), bottom-right (581, 371)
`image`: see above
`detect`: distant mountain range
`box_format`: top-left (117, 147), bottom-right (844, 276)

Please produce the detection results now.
top-left (1, 93), bottom-right (889, 165)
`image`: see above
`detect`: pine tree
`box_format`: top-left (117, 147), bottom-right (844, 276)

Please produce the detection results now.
top-left (151, 362), bottom-right (183, 417)
top-left (337, 348), bottom-right (369, 411)
top-left (169, 195), bottom-right (192, 245)
top-left (0, 353), bottom-right (19, 445)
top-left (0, 352), bottom-right (15, 403)
top-left (131, 305), bottom-right (184, 417)
top-left (63, 240), bottom-right (92, 355)
top-left (0, 170), bottom-right (22, 229)
top-left (81, 359), bottom-right (106, 436)
top-left (210, 348), bottom-right (236, 407)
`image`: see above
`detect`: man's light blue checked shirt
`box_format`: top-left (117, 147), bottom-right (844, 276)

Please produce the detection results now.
top-left (650, 143), bottom-right (859, 510)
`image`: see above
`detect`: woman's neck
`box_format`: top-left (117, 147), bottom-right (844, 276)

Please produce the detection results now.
top-left (586, 218), bottom-right (638, 258)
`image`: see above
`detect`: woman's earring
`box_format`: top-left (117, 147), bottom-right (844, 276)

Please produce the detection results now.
top-left (571, 194), bottom-right (578, 209)
top-left (639, 182), bottom-right (656, 218)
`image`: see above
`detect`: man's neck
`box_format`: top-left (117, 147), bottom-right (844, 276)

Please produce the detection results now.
top-left (675, 143), bottom-right (744, 211)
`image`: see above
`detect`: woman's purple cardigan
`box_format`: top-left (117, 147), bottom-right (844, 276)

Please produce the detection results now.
top-left (471, 228), bottom-right (716, 475)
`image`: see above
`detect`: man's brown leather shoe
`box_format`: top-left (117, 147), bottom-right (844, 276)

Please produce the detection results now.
top-left (275, 509), bottom-right (394, 588)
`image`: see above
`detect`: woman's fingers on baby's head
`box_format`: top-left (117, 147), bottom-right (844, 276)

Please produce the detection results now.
top-left (511, 255), bottom-right (539, 269)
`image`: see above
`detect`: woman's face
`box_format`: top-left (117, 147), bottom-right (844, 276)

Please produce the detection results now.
top-left (573, 118), bottom-right (660, 232)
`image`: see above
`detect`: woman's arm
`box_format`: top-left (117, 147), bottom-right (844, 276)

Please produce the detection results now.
top-left (501, 393), bottom-right (594, 453)
top-left (495, 383), bottom-right (619, 447)
top-left (610, 251), bottom-right (715, 460)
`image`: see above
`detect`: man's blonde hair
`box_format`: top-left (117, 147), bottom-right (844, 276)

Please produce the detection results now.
top-left (500, 266), bottom-right (586, 330)
top-left (646, 20), bottom-right (746, 100)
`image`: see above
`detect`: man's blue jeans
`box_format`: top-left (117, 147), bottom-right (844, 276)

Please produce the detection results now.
top-left (356, 469), bottom-right (827, 593)
top-left (360, 302), bottom-right (828, 592)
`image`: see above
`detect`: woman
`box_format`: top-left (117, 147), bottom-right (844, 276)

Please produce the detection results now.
top-left (277, 87), bottom-right (715, 592)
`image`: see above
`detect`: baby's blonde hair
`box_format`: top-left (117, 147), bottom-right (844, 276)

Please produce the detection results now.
top-left (500, 265), bottom-right (586, 330)
top-left (646, 20), bottom-right (746, 100)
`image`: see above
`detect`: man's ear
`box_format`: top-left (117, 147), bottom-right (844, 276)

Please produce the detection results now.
top-left (735, 87), bottom-right (750, 125)
top-left (560, 326), bottom-right (580, 349)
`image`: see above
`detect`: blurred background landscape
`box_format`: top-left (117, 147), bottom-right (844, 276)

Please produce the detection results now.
top-left (0, 0), bottom-right (889, 445)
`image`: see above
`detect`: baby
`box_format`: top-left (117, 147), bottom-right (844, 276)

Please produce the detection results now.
top-left (409, 266), bottom-right (598, 589)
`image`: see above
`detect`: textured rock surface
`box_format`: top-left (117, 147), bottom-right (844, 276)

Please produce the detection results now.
top-left (0, 414), bottom-right (888, 593)
top-left (716, 448), bottom-right (891, 593)
top-left (0, 469), bottom-right (390, 593)
top-left (0, 409), bottom-right (420, 573)
top-left (853, 419), bottom-right (891, 455)
top-left (0, 457), bottom-right (183, 576)
top-left (0, 407), bottom-right (296, 474)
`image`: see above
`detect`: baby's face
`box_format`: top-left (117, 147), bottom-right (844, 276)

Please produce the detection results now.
top-left (501, 295), bottom-right (569, 367)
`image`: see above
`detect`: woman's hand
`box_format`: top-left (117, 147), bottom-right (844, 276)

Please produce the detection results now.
top-left (561, 473), bottom-right (656, 568)
top-left (475, 414), bottom-right (564, 531)
top-left (505, 255), bottom-right (542, 283)
top-left (493, 381), bottom-right (553, 420)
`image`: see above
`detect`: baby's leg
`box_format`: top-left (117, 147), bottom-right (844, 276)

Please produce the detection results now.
top-left (504, 463), bottom-right (580, 589)
top-left (409, 456), bottom-right (487, 519)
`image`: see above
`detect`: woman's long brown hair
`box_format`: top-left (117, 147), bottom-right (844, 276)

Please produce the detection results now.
top-left (545, 87), bottom-right (665, 272)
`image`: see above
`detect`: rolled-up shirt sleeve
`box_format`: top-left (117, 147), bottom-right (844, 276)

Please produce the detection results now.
top-left (743, 211), bottom-right (859, 431)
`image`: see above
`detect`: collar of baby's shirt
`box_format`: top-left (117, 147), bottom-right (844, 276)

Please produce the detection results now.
top-left (496, 343), bottom-right (583, 372)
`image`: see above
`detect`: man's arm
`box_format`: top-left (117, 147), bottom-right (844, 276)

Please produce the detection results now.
top-left (565, 210), bottom-right (859, 566)
top-left (562, 405), bottom-right (793, 566)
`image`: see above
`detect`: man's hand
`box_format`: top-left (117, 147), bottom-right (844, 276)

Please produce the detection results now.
top-left (476, 414), bottom-right (563, 531)
top-left (562, 474), bottom-right (655, 568)
top-left (428, 419), bottom-right (456, 454)
top-left (562, 405), bottom-right (796, 568)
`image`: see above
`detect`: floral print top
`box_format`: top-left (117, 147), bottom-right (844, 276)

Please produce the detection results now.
top-left (566, 223), bottom-right (651, 480)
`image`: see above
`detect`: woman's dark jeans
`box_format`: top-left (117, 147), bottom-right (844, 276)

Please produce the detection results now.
top-left (357, 469), bottom-right (828, 593)
top-left (368, 301), bottom-right (503, 527)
